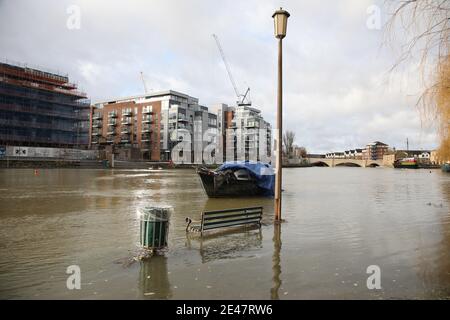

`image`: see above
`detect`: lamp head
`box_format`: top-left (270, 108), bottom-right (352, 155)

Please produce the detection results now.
top-left (272, 7), bottom-right (290, 39)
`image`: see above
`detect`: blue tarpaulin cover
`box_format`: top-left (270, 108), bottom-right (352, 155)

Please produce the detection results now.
top-left (217, 161), bottom-right (275, 196)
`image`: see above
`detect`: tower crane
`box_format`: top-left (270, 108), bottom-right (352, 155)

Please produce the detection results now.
top-left (140, 71), bottom-right (149, 94)
top-left (212, 34), bottom-right (251, 106)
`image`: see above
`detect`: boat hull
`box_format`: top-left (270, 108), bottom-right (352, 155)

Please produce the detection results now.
top-left (197, 170), bottom-right (268, 198)
top-left (393, 159), bottom-right (418, 169)
top-left (393, 163), bottom-right (418, 169)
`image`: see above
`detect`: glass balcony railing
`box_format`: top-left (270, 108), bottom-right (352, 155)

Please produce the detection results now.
top-left (142, 106), bottom-right (153, 114)
top-left (142, 116), bottom-right (153, 123)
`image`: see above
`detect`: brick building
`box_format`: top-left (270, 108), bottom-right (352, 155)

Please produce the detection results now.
top-left (362, 141), bottom-right (389, 160)
top-left (90, 90), bottom-right (217, 162)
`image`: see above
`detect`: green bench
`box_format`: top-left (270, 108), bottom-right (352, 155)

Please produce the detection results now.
top-left (186, 206), bottom-right (263, 236)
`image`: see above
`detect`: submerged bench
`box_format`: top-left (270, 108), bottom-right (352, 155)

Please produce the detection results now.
top-left (186, 206), bottom-right (263, 236)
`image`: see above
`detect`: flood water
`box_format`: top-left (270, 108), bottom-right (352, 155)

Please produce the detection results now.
top-left (0, 167), bottom-right (449, 299)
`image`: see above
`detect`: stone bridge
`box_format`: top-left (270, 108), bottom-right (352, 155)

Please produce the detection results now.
top-left (306, 158), bottom-right (384, 168)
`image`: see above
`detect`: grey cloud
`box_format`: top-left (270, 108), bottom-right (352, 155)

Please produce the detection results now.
top-left (0, 0), bottom-right (438, 153)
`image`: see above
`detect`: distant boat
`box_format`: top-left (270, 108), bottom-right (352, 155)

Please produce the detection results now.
top-left (442, 163), bottom-right (450, 173)
top-left (394, 158), bottom-right (418, 169)
top-left (197, 161), bottom-right (275, 198)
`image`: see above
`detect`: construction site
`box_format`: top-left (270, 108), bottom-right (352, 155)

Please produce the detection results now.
top-left (0, 60), bottom-right (90, 149)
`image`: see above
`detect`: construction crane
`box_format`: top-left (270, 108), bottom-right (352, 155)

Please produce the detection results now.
top-left (140, 71), bottom-right (149, 94)
top-left (212, 34), bottom-right (251, 106)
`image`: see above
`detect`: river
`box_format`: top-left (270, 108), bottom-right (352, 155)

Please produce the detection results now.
top-left (0, 167), bottom-right (449, 299)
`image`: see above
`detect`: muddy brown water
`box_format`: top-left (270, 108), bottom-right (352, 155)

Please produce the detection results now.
top-left (0, 167), bottom-right (449, 299)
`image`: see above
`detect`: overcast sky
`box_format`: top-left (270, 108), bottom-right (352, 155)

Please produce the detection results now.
top-left (0, 0), bottom-right (439, 153)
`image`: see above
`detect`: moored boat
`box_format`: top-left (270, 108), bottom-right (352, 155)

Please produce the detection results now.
top-left (393, 157), bottom-right (418, 169)
top-left (197, 161), bottom-right (275, 198)
top-left (442, 163), bottom-right (450, 173)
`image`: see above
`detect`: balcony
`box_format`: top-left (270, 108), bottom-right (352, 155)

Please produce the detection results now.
top-left (108, 121), bottom-right (117, 126)
top-left (92, 113), bottom-right (102, 120)
top-left (122, 110), bottom-right (132, 117)
top-left (141, 127), bottom-right (152, 133)
top-left (91, 131), bottom-right (101, 136)
top-left (108, 112), bottom-right (118, 118)
top-left (121, 129), bottom-right (131, 134)
top-left (178, 116), bottom-right (188, 122)
top-left (92, 121), bottom-right (102, 128)
top-left (121, 119), bottom-right (132, 125)
top-left (142, 116), bottom-right (153, 123)
top-left (141, 131), bottom-right (152, 141)
top-left (107, 131), bottom-right (116, 136)
top-left (142, 106), bottom-right (153, 114)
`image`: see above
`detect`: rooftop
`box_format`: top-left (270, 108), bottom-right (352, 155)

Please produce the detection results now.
top-left (93, 90), bottom-right (198, 105)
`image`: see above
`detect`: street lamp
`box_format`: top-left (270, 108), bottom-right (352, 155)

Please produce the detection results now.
top-left (272, 8), bottom-right (289, 222)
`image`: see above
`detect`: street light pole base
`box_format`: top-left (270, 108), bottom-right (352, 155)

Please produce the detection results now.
top-left (274, 218), bottom-right (286, 224)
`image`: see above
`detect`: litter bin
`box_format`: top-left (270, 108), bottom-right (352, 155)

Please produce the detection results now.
top-left (139, 207), bottom-right (171, 249)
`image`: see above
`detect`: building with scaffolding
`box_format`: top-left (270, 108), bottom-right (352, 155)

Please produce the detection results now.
top-left (0, 61), bottom-right (90, 149)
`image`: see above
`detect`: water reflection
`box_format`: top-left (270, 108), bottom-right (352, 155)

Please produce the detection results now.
top-left (270, 222), bottom-right (282, 300)
top-left (186, 228), bottom-right (263, 264)
top-left (139, 256), bottom-right (172, 299)
top-left (434, 173), bottom-right (450, 297)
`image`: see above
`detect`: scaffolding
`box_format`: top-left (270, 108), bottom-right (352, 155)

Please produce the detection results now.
top-left (0, 61), bottom-right (90, 149)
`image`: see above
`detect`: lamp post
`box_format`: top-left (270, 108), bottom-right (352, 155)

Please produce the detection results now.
top-left (272, 8), bottom-right (290, 222)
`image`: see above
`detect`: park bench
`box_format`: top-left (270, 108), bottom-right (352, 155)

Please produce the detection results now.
top-left (185, 206), bottom-right (263, 236)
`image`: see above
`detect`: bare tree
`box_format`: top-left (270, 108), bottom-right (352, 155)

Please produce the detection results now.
top-left (283, 130), bottom-right (296, 159)
top-left (296, 146), bottom-right (308, 158)
top-left (385, 0), bottom-right (450, 161)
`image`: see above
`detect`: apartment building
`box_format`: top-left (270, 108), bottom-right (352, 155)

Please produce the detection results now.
top-left (212, 104), bottom-right (272, 163)
top-left (90, 90), bottom-right (217, 162)
top-left (362, 141), bottom-right (389, 160)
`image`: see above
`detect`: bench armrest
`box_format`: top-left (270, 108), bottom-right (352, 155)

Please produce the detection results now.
top-left (185, 217), bottom-right (201, 233)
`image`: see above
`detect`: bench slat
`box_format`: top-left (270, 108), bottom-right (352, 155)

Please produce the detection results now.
top-left (189, 206), bottom-right (263, 235)
top-left (204, 209), bottom-right (262, 218)
top-left (203, 206), bottom-right (263, 215)
top-left (203, 218), bottom-right (262, 230)
top-left (204, 215), bottom-right (262, 227)
top-left (204, 212), bottom-right (262, 222)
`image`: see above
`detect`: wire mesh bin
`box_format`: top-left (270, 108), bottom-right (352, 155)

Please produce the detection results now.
top-left (139, 207), bottom-right (171, 249)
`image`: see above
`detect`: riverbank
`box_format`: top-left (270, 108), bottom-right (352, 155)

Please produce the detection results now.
top-left (0, 159), bottom-right (219, 169)
top-left (0, 158), bottom-right (445, 170)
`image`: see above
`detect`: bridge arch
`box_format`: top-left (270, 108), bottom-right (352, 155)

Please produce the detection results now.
top-left (335, 162), bottom-right (362, 167)
top-left (367, 163), bottom-right (380, 167)
top-left (310, 161), bottom-right (329, 167)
